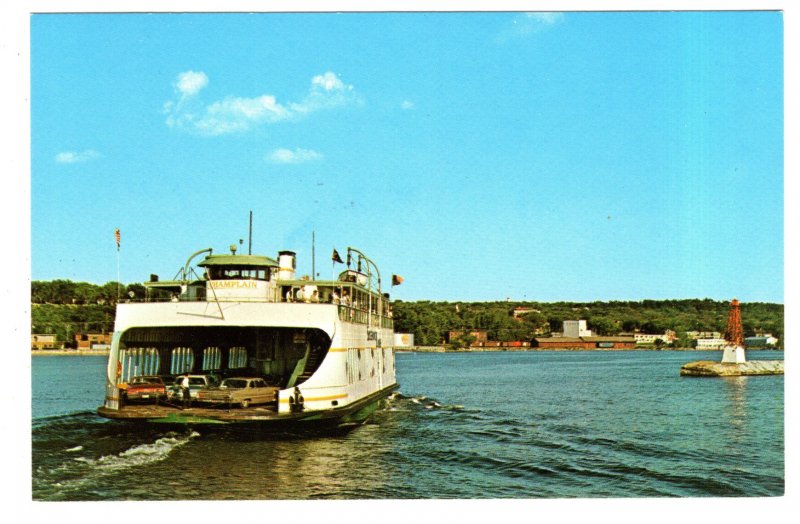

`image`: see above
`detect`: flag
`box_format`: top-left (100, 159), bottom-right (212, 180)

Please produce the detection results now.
top-left (115, 228), bottom-right (121, 251)
top-left (332, 248), bottom-right (343, 264)
top-left (392, 274), bottom-right (404, 286)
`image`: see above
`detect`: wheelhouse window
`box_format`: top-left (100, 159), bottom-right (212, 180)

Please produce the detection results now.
top-left (208, 267), bottom-right (271, 281)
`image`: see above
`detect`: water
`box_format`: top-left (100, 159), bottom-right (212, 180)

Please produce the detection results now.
top-left (31, 350), bottom-right (784, 500)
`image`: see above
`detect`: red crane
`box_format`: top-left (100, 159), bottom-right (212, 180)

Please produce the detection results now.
top-left (723, 298), bottom-right (744, 347)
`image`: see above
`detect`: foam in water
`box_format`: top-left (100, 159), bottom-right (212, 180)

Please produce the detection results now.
top-left (37, 431), bottom-right (200, 497)
top-left (74, 431), bottom-right (200, 472)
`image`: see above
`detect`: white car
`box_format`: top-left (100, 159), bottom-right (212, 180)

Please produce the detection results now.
top-left (167, 374), bottom-right (220, 401)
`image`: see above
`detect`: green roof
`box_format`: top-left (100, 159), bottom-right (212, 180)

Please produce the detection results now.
top-left (197, 254), bottom-right (279, 267)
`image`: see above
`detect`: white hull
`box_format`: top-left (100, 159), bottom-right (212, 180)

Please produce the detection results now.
top-left (101, 301), bottom-right (397, 422)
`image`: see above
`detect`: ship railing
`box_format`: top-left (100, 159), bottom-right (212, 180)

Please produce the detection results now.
top-left (337, 304), bottom-right (393, 328)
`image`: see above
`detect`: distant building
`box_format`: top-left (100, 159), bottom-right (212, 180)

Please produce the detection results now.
top-left (687, 331), bottom-right (722, 340)
top-left (394, 333), bottom-right (415, 347)
top-left (74, 332), bottom-right (112, 349)
top-left (695, 338), bottom-right (726, 350)
top-left (744, 336), bottom-right (778, 348)
top-left (563, 320), bottom-right (592, 338)
top-left (447, 330), bottom-right (488, 344)
top-left (31, 334), bottom-right (63, 350)
top-left (533, 336), bottom-right (635, 350)
top-left (633, 330), bottom-right (676, 346)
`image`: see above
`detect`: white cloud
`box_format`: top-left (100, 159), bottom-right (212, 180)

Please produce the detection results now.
top-left (55, 150), bottom-right (101, 164)
top-left (311, 71), bottom-right (346, 91)
top-left (401, 100), bottom-right (415, 110)
top-left (175, 71), bottom-right (208, 97)
top-left (194, 95), bottom-right (291, 135)
top-left (165, 71), bottom-right (358, 136)
top-left (267, 148), bottom-right (323, 164)
top-left (289, 71), bottom-right (358, 116)
top-left (499, 12), bottom-right (565, 42)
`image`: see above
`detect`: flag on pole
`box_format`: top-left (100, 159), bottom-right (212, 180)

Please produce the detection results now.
top-left (115, 228), bottom-right (121, 251)
top-left (392, 274), bottom-right (404, 286)
top-left (332, 248), bottom-right (343, 264)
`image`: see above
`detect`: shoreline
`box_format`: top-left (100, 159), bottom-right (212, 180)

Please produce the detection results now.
top-left (396, 346), bottom-right (782, 353)
top-left (34, 347), bottom-right (781, 356)
top-left (32, 349), bottom-right (109, 356)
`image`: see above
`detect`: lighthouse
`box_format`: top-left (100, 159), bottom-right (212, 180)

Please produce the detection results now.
top-left (720, 298), bottom-right (746, 364)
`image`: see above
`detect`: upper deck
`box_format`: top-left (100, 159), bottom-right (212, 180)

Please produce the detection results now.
top-left (138, 247), bottom-right (394, 329)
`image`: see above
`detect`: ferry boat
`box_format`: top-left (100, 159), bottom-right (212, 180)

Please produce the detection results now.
top-left (97, 243), bottom-right (399, 430)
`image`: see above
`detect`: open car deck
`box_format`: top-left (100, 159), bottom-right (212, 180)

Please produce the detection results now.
top-left (98, 383), bottom-right (400, 426)
top-left (97, 403), bottom-right (283, 423)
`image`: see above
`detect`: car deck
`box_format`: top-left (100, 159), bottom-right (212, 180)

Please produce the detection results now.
top-left (98, 403), bottom-right (282, 422)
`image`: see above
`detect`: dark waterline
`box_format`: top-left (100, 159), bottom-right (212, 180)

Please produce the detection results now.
top-left (31, 350), bottom-right (784, 499)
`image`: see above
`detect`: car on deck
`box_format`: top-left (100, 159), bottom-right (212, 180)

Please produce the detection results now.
top-left (166, 374), bottom-right (221, 402)
top-left (196, 377), bottom-right (278, 408)
top-left (122, 375), bottom-right (167, 404)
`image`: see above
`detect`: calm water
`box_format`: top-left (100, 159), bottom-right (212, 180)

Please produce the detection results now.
top-left (31, 350), bottom-right (784, 500)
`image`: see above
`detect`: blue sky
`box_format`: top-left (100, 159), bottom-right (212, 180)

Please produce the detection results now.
top-left (29, 11), bottom-right (785, 303)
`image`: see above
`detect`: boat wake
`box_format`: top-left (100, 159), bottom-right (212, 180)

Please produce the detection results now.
top-left (385, 392), bottom-right (465, 411)
top-left (32, 412), bottom-right (200, 500)
top-left (71, 431), bottom-right (199, 471)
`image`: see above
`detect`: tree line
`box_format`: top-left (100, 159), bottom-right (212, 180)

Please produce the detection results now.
top-left (31, 280), bottom-right (147, 343)
top-left (391, 299), bottom-right (784, 347)
top-left (31, 281), bottom-right (784, 348)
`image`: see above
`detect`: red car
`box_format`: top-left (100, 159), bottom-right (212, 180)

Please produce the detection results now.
top-left (122, 375), bottom-right (167, 404)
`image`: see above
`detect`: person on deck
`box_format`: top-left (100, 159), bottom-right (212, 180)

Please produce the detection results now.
top-left (180, 373), bottom-right (191, 408)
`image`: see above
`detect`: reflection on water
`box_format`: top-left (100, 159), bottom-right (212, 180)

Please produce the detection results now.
top-left (723, 376), bottom-right (748, 439)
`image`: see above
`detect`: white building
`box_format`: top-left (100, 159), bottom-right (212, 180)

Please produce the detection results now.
top-left (393, 333), bottom-right (415, 347)
top-left (634, 334), bottom-right (670, 344)
top-left (695, 338), bottom-right (727, 350)
top-left (687, 331), bottom-right (722, 340)
top-left (563, 320), bottom-right (592, 338)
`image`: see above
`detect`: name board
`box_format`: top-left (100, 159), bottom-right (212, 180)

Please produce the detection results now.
top-left (209, 280), bottom-right (259, 289)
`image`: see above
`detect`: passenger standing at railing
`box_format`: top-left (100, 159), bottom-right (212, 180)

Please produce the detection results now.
top-left (332, 290), bottom-right (340, 304)
top-left (341, 290), bottom-right (351, 306)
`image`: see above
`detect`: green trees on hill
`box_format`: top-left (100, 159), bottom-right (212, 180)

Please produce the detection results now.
top-left (30, 280), bottom-right (784, 349)
top-left (31, 280), bottom-right (146, 343)
top-left (392, 299), bottom-right (784, 347)
top-left (31, 280), bottom-right (146, 305)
